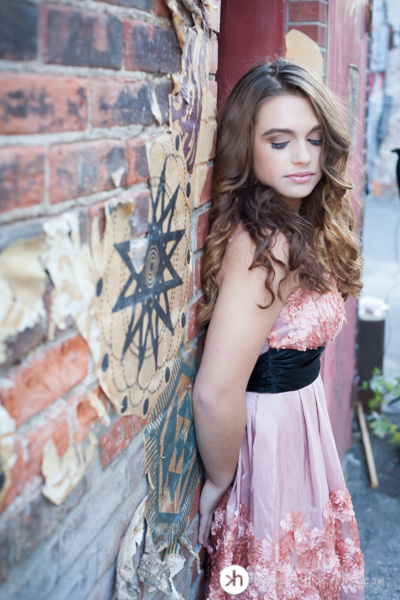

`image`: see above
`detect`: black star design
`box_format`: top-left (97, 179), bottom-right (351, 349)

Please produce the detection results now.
top-left (112, 157), bottom-right (185, 373)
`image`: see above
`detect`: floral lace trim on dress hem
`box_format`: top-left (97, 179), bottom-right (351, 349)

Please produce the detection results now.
top-left (206, 488), bottom-right (365, 600)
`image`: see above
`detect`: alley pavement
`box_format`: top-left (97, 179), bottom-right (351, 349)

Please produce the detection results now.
top-left (344, 192), bottom-right (400, 599)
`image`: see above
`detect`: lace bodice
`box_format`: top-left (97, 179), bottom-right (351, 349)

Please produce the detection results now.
top-left (264, 288), bottom-right (345, 353)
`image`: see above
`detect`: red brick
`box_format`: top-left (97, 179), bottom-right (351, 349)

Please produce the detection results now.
top-left (154, 0), bottom-right (171, 17)
top-left (196, 210), bottom-right (210, 251)
top-left (42, 4), bottom-right (123, 69)
top-left (0, 146), bottom-right (44, 214)
top-left (68, 385), bottom-right (109, 443)
top-left (288, 24), bottom-right (327, 47)
top-left (75, 397), bottom-right (98, 443)
top-left (186, 295), bottom-right (204, 342)
top-left (124, 20), bottom-right (180, 74)
top-left (210, 39), bottom-right (218, 75)
top-left (0, 73), bottom-right (88, 135)
top-left (155, 79), bottom-right (173, 124)
top-left (187, 262), bottom-right (194, 301)
top-left (194, 253), bottom-right (203, 293)
top-left (0, 336), bottom-right (89, 427)
top-left (129, 190), bottom-right (150, 236)
top-left (199, 165), bottom-right (213, 206)
top-left (126, 137), bottom-right (149, 185)
top-left (99, 414), bottom-right (145, 468)
top-left (0, 0), bottom-right (38, 61)
top-left (49, 139), bottom-right (128, 203)
top-left (24, 403), bottom-right (70, 479)
top-left (289, 1), bottom-right (328, 23)
top-left (1, 403), bottom-right (70, 511)
top-left (90, 78), bottom-right (152, 128)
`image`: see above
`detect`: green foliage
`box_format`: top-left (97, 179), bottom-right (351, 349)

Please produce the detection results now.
top-left (362, 368), bottom-right (400, 447)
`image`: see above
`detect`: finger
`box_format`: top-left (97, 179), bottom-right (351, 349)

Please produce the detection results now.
top-left (198, 514), bottom-right (205, 545)
top-left (204, 515), bottom-right (212, 546)
top-left (201, 514), bottom-right (212, 547)
top-left (198, 512), bottom-right (211, 546)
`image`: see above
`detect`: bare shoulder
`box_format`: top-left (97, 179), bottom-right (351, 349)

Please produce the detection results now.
top-left (222, 229), bottom-right (256, 271)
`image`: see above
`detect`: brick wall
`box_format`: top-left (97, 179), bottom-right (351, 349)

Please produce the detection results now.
top-left (287, 0), bottom-right (329, 74)
top-left (0, 1), bottom-right (220, 599)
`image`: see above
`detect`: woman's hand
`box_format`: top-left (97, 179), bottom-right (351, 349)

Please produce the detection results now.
top-left (198, 478), bottom-right (229, 547)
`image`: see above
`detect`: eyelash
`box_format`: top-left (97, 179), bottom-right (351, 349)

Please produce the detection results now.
top-left (271, 139), bottom-right (323, 150)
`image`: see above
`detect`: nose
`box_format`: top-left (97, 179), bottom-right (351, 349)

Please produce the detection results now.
top-left (292, 140), bottom-right (311, 165)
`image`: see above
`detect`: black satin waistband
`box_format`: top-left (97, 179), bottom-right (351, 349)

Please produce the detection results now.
top-left (246, 346), bottom-right (325, 393)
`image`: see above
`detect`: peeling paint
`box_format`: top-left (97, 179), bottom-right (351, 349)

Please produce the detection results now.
top-left (137, 528), bottom-right (183, 599)
top-left (88, 391), bottom-right (110, 427)
top-left (0, 236), bottom-right (46, 363)
top-left (42, 212), bottom-right (104, 342)
top-left (285, 29), bottom-right (323, 81)
top-left (41, 431), bottom-right (97, 505)
top-left (0, 405), bottom-right (17, 507)
top-left (163, 0), bottom-right (187, 49)
top-left (129, 236), bottom-right (149, 274)
top-left (150, 90), bottom-right (163, 125)
top-left (111, 166), bottom-right (126, 188)
top-left (116, 495), bottom-right (147, 600)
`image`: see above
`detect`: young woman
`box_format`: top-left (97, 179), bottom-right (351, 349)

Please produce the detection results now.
top-left (193, 59), bottom-right (365, 599)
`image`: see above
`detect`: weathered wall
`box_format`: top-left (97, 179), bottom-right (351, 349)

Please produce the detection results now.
top-left (287, 0), bottom-right (328, 74)
top-left (0, 1), bottom-right (219, 599)
top-left (325, 0), bottom-right (369, 460)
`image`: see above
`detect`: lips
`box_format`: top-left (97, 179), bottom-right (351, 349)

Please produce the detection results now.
top-left (286, 172), bottom-right (314, 183)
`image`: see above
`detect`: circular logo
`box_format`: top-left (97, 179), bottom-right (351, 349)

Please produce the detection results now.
top-left (219, 565), bottom-right (249, 595)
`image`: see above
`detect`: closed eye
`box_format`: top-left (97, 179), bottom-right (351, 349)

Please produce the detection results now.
top-left (308, 138), bottom-right (322, 146)
top-left (271, 141), bottom-right (289, 149)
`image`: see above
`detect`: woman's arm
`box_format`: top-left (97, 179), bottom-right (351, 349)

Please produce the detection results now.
top-left (193, 231), bottom-right (292, 544)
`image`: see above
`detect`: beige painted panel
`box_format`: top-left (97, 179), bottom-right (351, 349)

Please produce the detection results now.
top-left (285, 29), bottom-right (324, 81)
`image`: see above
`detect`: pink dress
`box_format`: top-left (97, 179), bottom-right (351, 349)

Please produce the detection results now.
top-left (205, 286), bottom-right (365, 600)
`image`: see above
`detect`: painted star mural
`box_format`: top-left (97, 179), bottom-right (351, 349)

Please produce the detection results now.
top-left (93, 135), bottom-right (192, 416)
top-left (112, 157), bottom-right (185, 373)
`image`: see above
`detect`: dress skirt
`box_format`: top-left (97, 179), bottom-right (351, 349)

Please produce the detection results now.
top-left (205, 376), bottom-right (365, 600)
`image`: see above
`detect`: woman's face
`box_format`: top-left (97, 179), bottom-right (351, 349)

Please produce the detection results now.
top-left (252, 94), bottom-right (323, 212)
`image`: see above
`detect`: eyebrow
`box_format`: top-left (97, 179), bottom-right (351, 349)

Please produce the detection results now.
top-left (261, 125), bottom-right (322, 137)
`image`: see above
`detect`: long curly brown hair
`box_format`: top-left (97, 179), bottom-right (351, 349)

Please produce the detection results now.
top-left (197, 59), bottom-right (363, 325)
